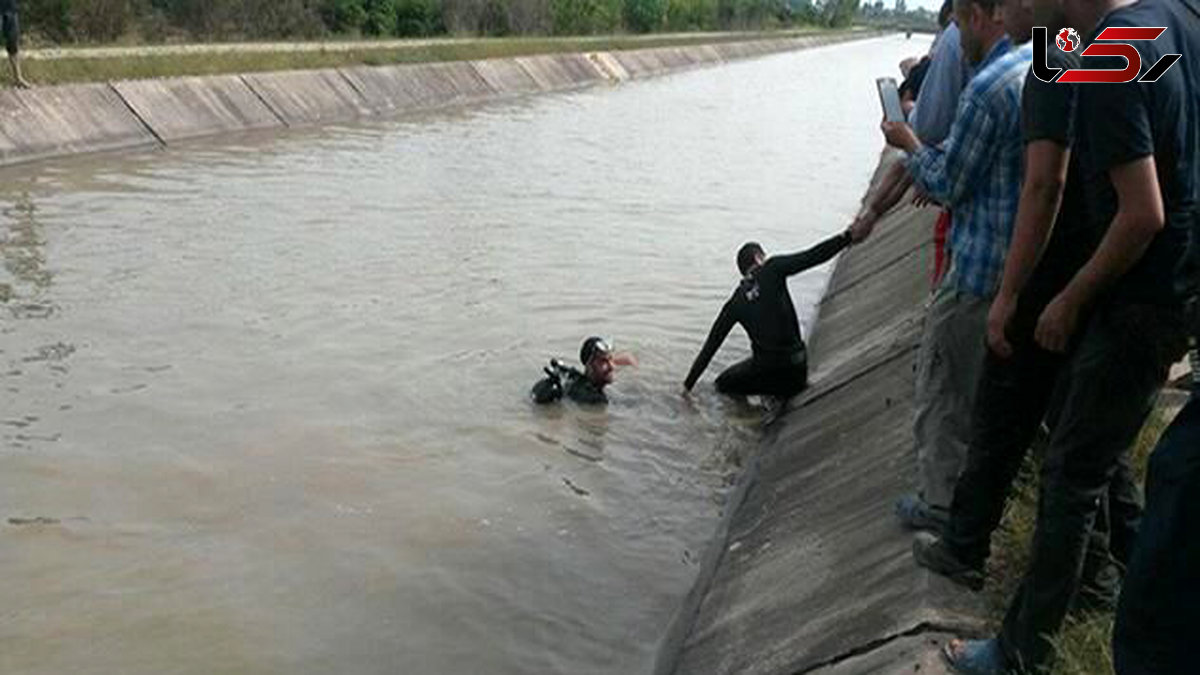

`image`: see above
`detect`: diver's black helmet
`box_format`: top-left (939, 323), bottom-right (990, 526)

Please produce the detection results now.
top-left (580, 337), bottom-right (611, 366)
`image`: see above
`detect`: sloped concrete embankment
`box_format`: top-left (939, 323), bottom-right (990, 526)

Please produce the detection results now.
top-left (0, 31), bottom-right (882, 167)
top-left (658, 154), bottom-right (987, 675)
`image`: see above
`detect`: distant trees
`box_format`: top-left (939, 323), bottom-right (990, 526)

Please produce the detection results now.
top-left (820, 0), bottom-right (858, 27)
top-left (17, 0), bottom-right (854, 44)
top-left (854, 0), bottom-right (936, 31)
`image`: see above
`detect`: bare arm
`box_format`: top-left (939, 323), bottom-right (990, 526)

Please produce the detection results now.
top-left (997, 142), bottom-right (1071, 300)
top-left (988, 141), bottom-right (1070, 357)
top-left (1035, 156), bottom-right (1164, 351)
top-left (850, 160), bottom-right (915, 241)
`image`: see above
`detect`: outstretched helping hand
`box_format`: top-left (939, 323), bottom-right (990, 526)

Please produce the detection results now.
top-left (849, 208), bottom-right (878, 244)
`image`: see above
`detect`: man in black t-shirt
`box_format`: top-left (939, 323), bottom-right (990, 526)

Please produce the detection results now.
top-left (683, 230), bottom-right (854, 399)
top-left (0, 0), bottom-right (29, 89)
top-left (936, 0), bottom-right (1198, 671)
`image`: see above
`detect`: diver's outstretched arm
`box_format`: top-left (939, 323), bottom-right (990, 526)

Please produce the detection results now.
top-left (770, 230), bottom-right (853, 278)
top-left (684, 303), bottom-right (736, 391)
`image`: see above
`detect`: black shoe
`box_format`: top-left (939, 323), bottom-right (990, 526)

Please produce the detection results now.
top-left (913, 532), bottom-right (985, 591)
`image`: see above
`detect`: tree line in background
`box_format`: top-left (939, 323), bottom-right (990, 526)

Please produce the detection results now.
top-left (19, 0), bottom-right (862, 44)
top-left (856, 0), bottom-right (938, 31)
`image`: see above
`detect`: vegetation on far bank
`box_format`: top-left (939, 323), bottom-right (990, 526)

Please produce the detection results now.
top-left (17, 29), bottom-right (851, 84)
top-left (20, 0), bottom-right (866, 46)
top-left (3, 0), bottom-right (939, 85)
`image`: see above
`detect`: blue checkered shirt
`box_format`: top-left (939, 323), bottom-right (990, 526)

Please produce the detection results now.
top-left (907, 38), bottom-right (1033, 298)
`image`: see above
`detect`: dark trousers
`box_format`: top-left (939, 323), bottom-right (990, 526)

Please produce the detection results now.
top-left (945, 343), bottom-right (1142, 578)
top-left (715, 356), bottom-right (807, 399)
top-left (1114, 390), bottom-right (1200, 675)
top-left (997, 303), bottom-right (1187, 671)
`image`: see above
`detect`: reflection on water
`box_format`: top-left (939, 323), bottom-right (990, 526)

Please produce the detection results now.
top-left (2, 193), bottom-right (54, 317)
top-left (0, 36), bottom-right (928, 675)
top-left (2, 192), bottom-right (73, 453)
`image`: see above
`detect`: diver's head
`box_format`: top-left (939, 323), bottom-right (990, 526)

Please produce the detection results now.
top-left (737, 242), bottom-right (766, 277)
top-left (580, 337), bottom-right (615, 387)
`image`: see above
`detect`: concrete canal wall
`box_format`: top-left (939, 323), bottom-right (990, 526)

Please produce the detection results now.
top-left (659, 153), bottom-right (987, 675)
top-left (0, 31), bottom-right (882, 167)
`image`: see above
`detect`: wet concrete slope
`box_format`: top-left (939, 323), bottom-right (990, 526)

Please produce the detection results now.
top-left (662, 153), bottom-right (987, 675)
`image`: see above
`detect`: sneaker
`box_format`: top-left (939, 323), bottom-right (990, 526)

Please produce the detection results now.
top-left (942, 638), bottom-right (1007, 675)
top-left (895, 493), bottom-right (949, 532)
top-left (913, 531), bottom-right (985, 591)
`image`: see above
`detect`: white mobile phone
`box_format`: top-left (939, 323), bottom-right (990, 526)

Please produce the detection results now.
top-left (876, 77), bottom-right (905, 123)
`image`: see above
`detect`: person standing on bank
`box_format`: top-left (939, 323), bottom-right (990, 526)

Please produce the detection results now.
top-left (1, 0), bottom-right (29, 89)
top-left (683, 228), bottom-right (858, 399)
top-left (870, 0), bottom-right (1031, 531)
top-left (938, 0), bottom-right (1198, 668)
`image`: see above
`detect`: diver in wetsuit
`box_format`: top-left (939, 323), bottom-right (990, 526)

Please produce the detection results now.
top-left (683, 230), bottom-right (854, 399)
top-left (532, 337), bottom-right (635, 405)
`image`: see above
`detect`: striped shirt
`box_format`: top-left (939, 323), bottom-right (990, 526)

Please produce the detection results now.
top-left (907, 38), bottom-right (1032, 298)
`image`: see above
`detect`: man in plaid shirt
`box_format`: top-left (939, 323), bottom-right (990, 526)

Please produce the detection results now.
top-left (866, 0), bottom-right (1032, 531)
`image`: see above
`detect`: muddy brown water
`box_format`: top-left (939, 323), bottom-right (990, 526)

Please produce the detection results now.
top-left (1, 36), bottom-right (928, 675)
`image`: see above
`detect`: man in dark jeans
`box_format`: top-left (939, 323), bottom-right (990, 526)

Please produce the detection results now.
top-left (683, 229), bottom-right (855, 399)
top-left (912, 10), bottom-right (1140, 602)
top-left (1113, 385), bottom-right (1200, 675)
top-left (1, 0), bottom-right (29, 89)
top-left (1112, 0), bottom-right (1200, 672)
top-left (936, 0), bottom-right (1197, 671)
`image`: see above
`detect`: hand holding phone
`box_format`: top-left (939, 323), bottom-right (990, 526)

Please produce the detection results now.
top-left (876, 77), bottom-right (905, 124)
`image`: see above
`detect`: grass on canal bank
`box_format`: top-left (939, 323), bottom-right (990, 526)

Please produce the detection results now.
top-left (982, 403), bottom-right (1180, 675)
top-left (15, 29), bottom-right (837, 86)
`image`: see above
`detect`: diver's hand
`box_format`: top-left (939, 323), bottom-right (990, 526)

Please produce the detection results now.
top-left (849, 212), bottom-right (876, 244)
top-left (849, 201), bottom-right (881, 244)
top-left (613, 353), bottom-right (638, 367)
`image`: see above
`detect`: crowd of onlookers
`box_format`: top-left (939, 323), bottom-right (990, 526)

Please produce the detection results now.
top-left (845, 0), bottom-right (1199, 672)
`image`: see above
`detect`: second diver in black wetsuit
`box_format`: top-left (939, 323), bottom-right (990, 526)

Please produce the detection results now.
top-left (683, 230), bottom-right (855, 399)
top-left (531, 337), bottom-right (638, 405)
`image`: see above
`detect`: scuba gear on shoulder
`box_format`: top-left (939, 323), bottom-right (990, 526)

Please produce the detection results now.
top-left (531, 359), bottom-right (584, 404)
